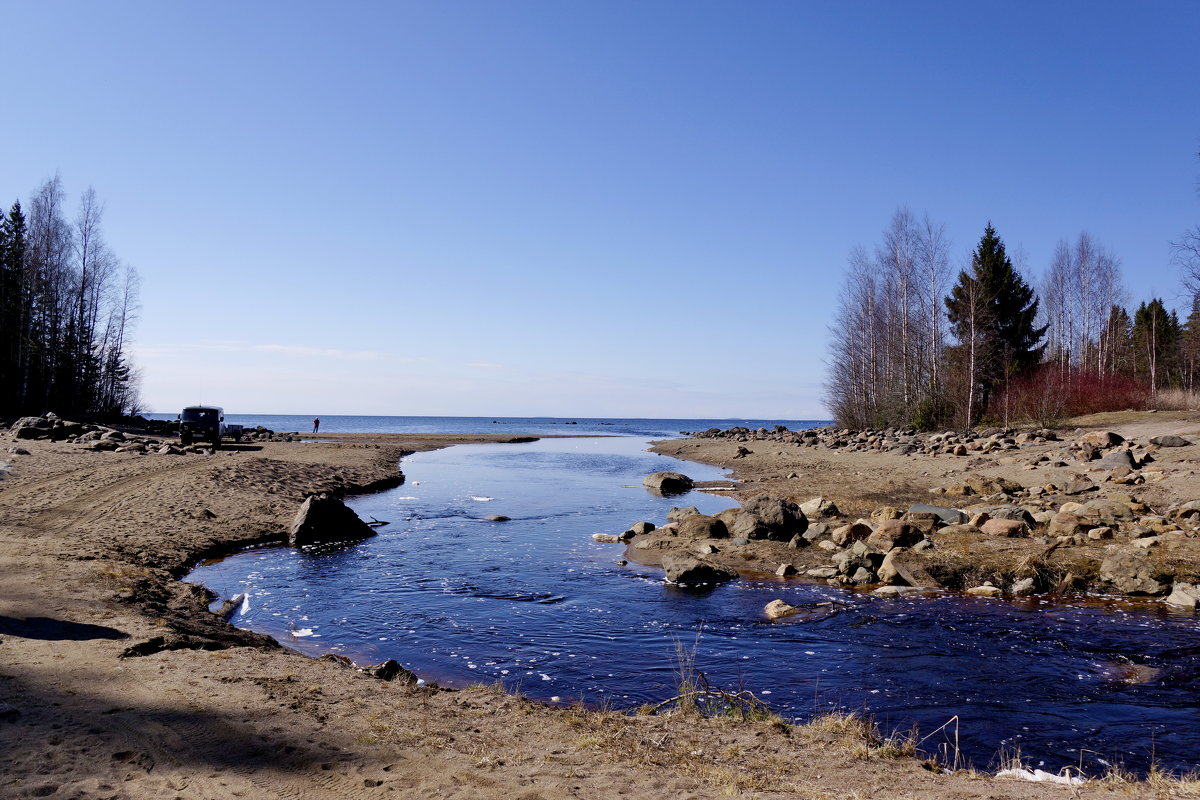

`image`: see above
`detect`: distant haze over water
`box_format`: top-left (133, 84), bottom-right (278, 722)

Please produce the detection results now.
top-left (142, 414), bottom-right (831, 438)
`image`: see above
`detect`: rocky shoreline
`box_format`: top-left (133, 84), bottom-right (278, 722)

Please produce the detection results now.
top-left (644, 411), bottom-right (1200, 607)
top-left (1, 414), bottom-right (1195, 798)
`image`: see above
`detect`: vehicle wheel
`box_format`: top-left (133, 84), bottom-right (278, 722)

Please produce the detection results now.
top-left (181, 433), bottom-right (192, 446)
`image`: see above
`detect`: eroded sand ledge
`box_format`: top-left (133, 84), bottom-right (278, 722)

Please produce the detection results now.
top-left (0, 427), bottom-right (1182, 798)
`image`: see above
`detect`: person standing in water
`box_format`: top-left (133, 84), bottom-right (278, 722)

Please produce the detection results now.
top-left (312, 418), bottom-right (320, 433)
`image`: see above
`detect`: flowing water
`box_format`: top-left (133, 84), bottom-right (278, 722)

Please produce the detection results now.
top-left (188, 434), bottom-right (1200, 775)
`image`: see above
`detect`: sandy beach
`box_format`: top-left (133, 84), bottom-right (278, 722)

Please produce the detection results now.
top-left (1, 422), bottom-right (1196, 798)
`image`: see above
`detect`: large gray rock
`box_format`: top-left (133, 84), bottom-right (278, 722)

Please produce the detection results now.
top-left (908, 504), bottom-right (968, 526)
top-left (1150, 435), bottom-right (1192, 448)
top-left (973, 505), bottom-right (1036, 525)
top-left (288, 492), bottom-right (377, 547)
top-left (643, 472), bottom-right (694, 495)
top-left (1096, 449), bottom-right (1138, 470)
top-left (676, 514), bottom-right (729, 539)
top-left (661, 554), bottom-right (738, 585)
top-left (1076, 498), bottom-right (1134, 526)
top-left (731, 497), bottom-right (808, 542)
top-left (10, 416), bottom-right (50, 431)
top-left (1099, 550), bottom-right (1168, 596)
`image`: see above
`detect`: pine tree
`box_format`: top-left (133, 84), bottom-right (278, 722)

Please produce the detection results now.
top-left (944, 223), bottom-right (1046, 425)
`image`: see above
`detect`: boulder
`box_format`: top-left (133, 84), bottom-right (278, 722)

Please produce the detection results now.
top-left (1076, 498), bottom-right (1134, 526)
top-left (1150, 435), bottom-right (1191, 448)
top-left (1062, 477), bottom-right (1098, 495)
top-left (865, 519), bottom-right (923, 552)
top-left (907, 504), bottom-right (968, 526)
top-left (1096, 449), bottom-right (1138, 470)
top-left (627, 521), bottom-right (656, 536)
top-left (1047, 512), bottom-right (1088, 538)
top-left (973, 505), bottom-right (1036, 525)
top-left (935, 524), bottom-right (984, 536)
top-left (1099, 550), bottom-right (1168, 595)
top-left (288, 492), bottom-right (377, 547)
top-left (713, 508), bottom-right (740, 528)
top-left (980, 518), bottom-right (1029, 538)
top-left (871, 506), bottom-right (904, 521)
top-left (10, 416), bottom-right (50, 431)
top-left (667, 506), bottom-right (699, 523)
top-left (676, 514), bottom-right (729, 539)
top-left (485, 514), bottom-right (510, 522)
top-left (643, 472), bottom-right (694, 495)
top-left (799, 497), bottom-right (840, 518)
top-left (831, 520), bottom-right (873, 547)
top-left (364, 659), bottom-right (418, 684)
top-left (1010, 577), bottom-right (1037, 596)
top-left (1079, 431), bottom-right (1124, 448)
top-left (13, 426), bottom-right (49, 440)
top-left (731, 497), bottom-right (807, 541)
top-left (966, 476), bottom-right (1023, 496)
top-left (1165, 582), bottom-right (1200, 610)
top-left (661, 554), bottom-right (737, 585)
top-left (877, 547), bottom-right (940, 588)
top-left (965, 583), bottom-right (1002, 597)
top-left (764, 599), bottom-right (800, 620)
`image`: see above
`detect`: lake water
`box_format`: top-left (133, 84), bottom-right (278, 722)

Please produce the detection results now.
top-left (143, 413), bottom-right (825, 439)
top-left (187, 430), bottom-right (1200, 776)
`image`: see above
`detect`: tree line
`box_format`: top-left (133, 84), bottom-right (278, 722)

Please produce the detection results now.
top-left (0, 175), bottom-right (141, 420)
top-left (827, 210), bottom-right (1200, 430)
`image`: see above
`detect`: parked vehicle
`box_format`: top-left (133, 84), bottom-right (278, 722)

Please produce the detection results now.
top-left (178, 406), bottom-right (242, 447)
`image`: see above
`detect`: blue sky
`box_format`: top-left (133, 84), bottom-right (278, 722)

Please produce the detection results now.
top-left (2, 2), bottom-right (1198, 418)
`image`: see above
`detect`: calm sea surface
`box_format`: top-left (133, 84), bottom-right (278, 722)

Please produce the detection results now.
top-left (185, 419), bottom-right (1200, 775)
top-left (143, 413), bottom-right (823, 438)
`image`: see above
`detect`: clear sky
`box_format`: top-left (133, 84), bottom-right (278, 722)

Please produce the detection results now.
top-left (2, 1), bottom-right (1198, 418)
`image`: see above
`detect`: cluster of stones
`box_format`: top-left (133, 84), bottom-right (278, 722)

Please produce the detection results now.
top-left (610, 495), bottom-right (814, 584)
top-left (5, 413), bottom-right (278, 454)
top-left (689, 424), bottom-right (1060, 457)
top-left (8, 414), bottom-right (172, 453)
top-left (613, 427), bottom-right (1200, 609)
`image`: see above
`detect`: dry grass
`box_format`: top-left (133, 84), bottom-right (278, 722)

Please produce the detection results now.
top-left (1152, 388), bottom-right (1200, 412)
top-left (1093, 761), bottom-right (1200, 796)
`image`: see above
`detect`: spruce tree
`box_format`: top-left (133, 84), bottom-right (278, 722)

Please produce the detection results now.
top-left (1, 201), bottom-right (28, 416)
top-left (944, 223), bottom-right (1046, 423)
top-left (1133, 299), bottom-right (1181, 389)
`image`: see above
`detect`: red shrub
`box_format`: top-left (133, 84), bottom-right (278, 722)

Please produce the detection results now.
top-left (990, 367), bottom-right (1151, 425)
